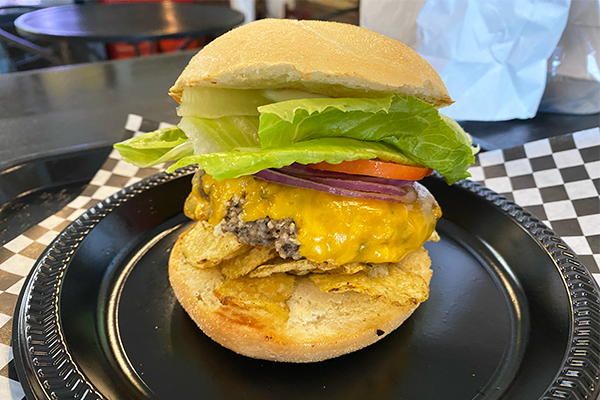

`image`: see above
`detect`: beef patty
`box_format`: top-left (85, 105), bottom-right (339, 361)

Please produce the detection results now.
top-left (214, 195), bottom-right (301, 260)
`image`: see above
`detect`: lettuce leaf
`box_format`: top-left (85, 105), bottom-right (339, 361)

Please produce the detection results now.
top-left (440, 114), bottom-right (480, 156)
top-left (176, 87), bottom-right (328, 118)
top-left (166, 138), bottom-right (417, 179)
top-left (178, 116), bottom-right (260, 153)
top-left (258, 95), bottom-right (474, 184)
top-left (114, 94), bottom-right (475, 185)
top-left (113, 126), bottom-right (194, 168)
top-left (177, 87), bottom-right (272, 118)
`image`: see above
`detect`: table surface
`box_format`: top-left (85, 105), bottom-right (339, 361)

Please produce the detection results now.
top-left (0, 51), bottom-right (193, 171)
top-left (14, 3), bottom-right (244, 42)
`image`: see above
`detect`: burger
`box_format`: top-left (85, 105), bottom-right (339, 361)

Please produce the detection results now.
top-left (114, 19), bottom-right (477, 363)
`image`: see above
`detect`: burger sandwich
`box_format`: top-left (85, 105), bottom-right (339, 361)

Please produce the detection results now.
top-left (114, 19), bottom-right (477, 363)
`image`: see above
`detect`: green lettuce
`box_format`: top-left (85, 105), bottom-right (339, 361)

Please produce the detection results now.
top-left (176, 87), bottom-right (327, 118)
top-left (257, 95), bottom-right (474, 184)
top-left (179, 116), bottom-right (260, 153)
top-left (113, 126), bottom-right (193, 168)
top-left (114, 94), bottom-right (476, 185)
top-left (166, 138), bottom-right (417, 179)
top-left (177, 87), bottom-right (272, 118)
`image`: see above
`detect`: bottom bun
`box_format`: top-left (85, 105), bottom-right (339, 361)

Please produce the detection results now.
top-left (168, 232), bottom-right (432, 363)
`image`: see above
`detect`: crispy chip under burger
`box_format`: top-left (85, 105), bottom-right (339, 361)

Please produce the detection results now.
top-left (220, 247), bottom-right (279, 279)
top-left (180, 221), bottom-right (250, 269)
top-left (309, 248), bottom-right (432, 307)
top-left (213, 273), bottom-right (295, 326)
top-left (395, 247), bottom-right (434, 284)
top-left (249, 258), bottom-right (367, 278)
top-left (339, 263), bottom-right (367, 275)
top-left (309, 266), bottom-right (429, 306)
top-left (249, 259), bottom-right (334, 278)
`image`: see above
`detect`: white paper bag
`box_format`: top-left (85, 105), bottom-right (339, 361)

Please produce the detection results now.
top-left (360, 0), bottom-right (572, 121)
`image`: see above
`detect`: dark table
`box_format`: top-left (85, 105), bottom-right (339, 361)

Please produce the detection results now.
top-left (0, 51), bottom-right (193, 171)
top-left (460, 113), bottom-right (600, 151)
top-left (14, 3), bottom-right (244, 62)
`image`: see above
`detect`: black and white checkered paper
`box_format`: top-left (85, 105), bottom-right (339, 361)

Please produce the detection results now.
top-left (469, 127), bottom-right (599, 272)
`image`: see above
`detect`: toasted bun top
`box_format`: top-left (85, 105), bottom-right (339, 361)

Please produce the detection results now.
top-left (169, 19), bottom-right (452, 108)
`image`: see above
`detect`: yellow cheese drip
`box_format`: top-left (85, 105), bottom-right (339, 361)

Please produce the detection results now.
top-left (186, 173), bottom-right (441, 265)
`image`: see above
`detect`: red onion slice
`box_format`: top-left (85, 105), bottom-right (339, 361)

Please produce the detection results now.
top-left (279, 163), bottom-right (412, 187)
top-left (253, 169), bottom-right (417, 204)
top-left (308, 176), bottom-right (409, 197)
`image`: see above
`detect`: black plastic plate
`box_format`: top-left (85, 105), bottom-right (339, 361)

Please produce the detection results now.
top-left (13, 167), bottom-right (600, 400)
top-left (0, 144), bottom-right (112, 245)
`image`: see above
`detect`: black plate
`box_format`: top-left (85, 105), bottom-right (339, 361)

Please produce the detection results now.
top-left (0, 143), bottom-right (113, 245)
top-left (13, 167), bottom-right (600, 400)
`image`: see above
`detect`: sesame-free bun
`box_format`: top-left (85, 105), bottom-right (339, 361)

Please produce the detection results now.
top-left (168, 233), bottom-right (433, 363)
top-left (169, 19), bottom-right (452, 108)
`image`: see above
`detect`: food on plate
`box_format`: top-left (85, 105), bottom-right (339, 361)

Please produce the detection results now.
top-left (114, 18), bottom-right (477, 362)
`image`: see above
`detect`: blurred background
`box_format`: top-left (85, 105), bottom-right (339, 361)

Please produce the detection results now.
top-left (0, 0), bottom-right (359, 72)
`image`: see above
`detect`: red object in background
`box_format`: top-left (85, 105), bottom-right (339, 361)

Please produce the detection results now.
top-left (101, 0), bottom-right (203, 59)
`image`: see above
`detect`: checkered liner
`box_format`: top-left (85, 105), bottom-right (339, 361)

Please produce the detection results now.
top-left (469, 127), bottom-right (599, 273)
top-left (0, 116), bottom-right (598, 399)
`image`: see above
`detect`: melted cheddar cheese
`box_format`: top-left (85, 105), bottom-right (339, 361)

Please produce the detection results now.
top-left (185, 172), bottom-right (441, 265)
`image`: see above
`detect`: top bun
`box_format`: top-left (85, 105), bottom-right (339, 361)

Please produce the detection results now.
top-left (169, 19), bottom-right (452, 108)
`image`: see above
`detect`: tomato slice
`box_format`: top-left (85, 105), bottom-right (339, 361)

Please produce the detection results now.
top-left (308, 159), bottom-right (433, 181)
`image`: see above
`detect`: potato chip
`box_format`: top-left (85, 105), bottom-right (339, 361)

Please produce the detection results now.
top-left (214, 273), bottom-right (295, 325)
top-left (340, 263), bottom-right (366, 275)
top-left (309, 265), bottom-right (429, 306)
top-left (220, 247), bottom-right (278, 279)
top-left (180, 221), bottom-right (250, 269)
top-left (393, 247), bottom-right (433, 284)
top-left (428, 230), bottom-right (441, 242)
top-left (249, 259), bottom-right (331, 278)
top-left (249, 258), bottom-right (368, 278)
